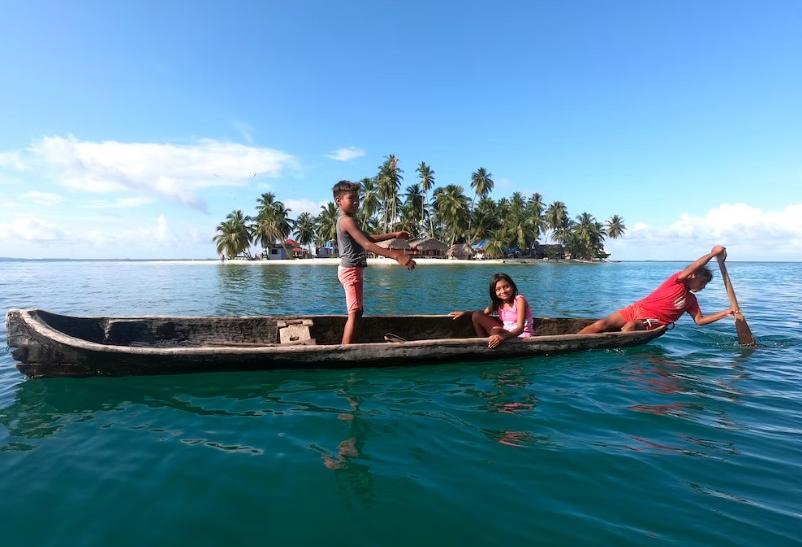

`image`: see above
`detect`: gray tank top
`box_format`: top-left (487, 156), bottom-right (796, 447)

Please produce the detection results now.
top-left (336, 214), bottom-right (367, 267)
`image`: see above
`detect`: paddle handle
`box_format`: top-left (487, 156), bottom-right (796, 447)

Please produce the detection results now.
top-left (716, 256), bottom-right (741, 313)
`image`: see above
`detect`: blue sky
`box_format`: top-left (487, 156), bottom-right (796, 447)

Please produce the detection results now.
top-left (1, 0), bottom-right (801, 260)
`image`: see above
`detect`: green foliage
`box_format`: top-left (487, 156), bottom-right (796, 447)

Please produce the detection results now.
top-left (214, 156), bottom-right (626, 260)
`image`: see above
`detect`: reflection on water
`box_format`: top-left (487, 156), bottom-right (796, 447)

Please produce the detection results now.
top-left (321, 379), bottom-right (376, 504)
top-left (619, 346), bottom-right (748, 458)
top-left (2, 261), bottom-right (802, 545)
top-left (215, 265), bottom-right (256, 315)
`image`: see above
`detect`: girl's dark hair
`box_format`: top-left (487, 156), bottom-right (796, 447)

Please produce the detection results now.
top-left (488, 273), bottom-right (518, 311)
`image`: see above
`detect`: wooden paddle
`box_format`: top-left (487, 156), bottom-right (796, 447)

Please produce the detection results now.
top-left (716, 256), bottom-right (756, 347)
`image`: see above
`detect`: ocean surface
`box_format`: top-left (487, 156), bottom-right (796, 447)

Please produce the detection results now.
top-left (1, 260), bottom-right (800, 546)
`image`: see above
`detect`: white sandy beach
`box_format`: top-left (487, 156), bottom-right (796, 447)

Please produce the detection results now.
top-left (151, 257), bottom-right (599, 266)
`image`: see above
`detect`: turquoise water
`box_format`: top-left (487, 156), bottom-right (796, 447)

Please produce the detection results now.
top-left (1, 261), bottom-right (801, 546)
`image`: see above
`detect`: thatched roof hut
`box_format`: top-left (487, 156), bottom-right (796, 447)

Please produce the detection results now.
top-left (375, 238), bottom-right (411, 250)
top-left (447, 243), bottom-right (475, 260)
top-left (410, 238), bottom-right (448, 257)
top-left (371, 238), bottom-right (412, 257)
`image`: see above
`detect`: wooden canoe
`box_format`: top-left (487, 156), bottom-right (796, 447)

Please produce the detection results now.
top-left (5, 309), bottom-right (667, 378)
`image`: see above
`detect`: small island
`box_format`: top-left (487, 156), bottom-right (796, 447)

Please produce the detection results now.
top-left (214, 155), bottom-right (625, 262)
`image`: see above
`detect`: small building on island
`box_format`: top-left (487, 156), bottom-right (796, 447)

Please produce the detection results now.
top-left (409, 238), bottom-right (448, 258)
top-left (447, 243), bottom-right (475, 260)
top-left (316, 241), bottom-right (337, 258)
top-left (262, 244), bottom-right (288, 260)
top-left (371, 238), bottom-right (412, 258)
top-left (285, 239), bottom-right (307, 259)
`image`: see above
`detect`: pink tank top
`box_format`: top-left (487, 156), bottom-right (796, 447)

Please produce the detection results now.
top-left (497, 295), bottom-right (534, 337)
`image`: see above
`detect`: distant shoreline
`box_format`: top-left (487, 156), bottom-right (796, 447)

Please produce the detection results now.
top-left (1, 257), bottom-right (792, 264)
top-left (0, 257), bottom-right (599, 266)
top-left (0, 256), bottom-right (606, 265)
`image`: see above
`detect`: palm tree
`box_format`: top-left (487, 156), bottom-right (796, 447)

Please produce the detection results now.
top-left (569, 212), bottom-right (605, 259)
top-left (525, 193), bottom-right (547, 255)
top-left (358, 177), bottom-right (381, 231)
top-left (256, 192), bottom-right (281, 213)
top-left (416, 162), bottom-right (435, 236)
top-left (213, 210), bottom-right (252, 259)
top-left (605, 215), bottom-right (626, 239)
top-left (316, 202), bottom-right (339, 249)
top-left (432, 184), bottom-right (470, 245)
top-left (469, 167), bottom-right (494, 241)
top-left (403, 183), bottom-right (424, 234)
top-left (500, 192), bottom-right (529, 252)
top-left (253, 194), bottom-right (294, 258)
top-left (470, 167), bottom-right (494, 201)
top-left (294, 212), bottom-right (316, 255)
top-left (377, 155), bottom-right (403, 232)
top-left (484, 227), bottom-right (507, 258)
top-left (396, 202), bottom-right (421, 236)
top-left (545, 201), bottom-right (569, 244)
top-left (471, 196), bottom-right (500, 242)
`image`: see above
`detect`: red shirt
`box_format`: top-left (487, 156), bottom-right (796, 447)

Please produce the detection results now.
top-left (636, 272), bottom-right (700, 324)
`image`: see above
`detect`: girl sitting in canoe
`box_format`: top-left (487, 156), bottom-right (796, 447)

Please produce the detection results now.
top-left (451, 273), bottom-right (534, 348)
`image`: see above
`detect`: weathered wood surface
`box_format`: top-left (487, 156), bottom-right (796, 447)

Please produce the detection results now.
top-left (716, 256), bottom-right (756, 347)
top-left (6, 309), bottom-right (667, 378)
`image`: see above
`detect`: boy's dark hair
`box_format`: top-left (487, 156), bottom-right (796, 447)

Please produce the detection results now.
top-left (488, 272), bottom-right (518, 312)
top-left (332, 180), bottom-right (361, 200)
top-left (695, 266), bottom-right (713, 283)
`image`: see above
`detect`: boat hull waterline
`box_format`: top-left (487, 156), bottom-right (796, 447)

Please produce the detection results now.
top-left (6, 309), bottom-right (667, 378)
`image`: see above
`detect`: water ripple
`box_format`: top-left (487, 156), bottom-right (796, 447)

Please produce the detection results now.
top-left (1, 261), bottom-right (802, 545)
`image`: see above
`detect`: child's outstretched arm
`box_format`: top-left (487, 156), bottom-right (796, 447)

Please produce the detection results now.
top-left (369, 230), bottom-right (411, 243)
top-left (678, 245), bottom-right (726, 281)
top-left (449, 306), bottom-right (491, 319)
top-left (690, 307), bottom-right (736, 326)
top-left (340, 216), bottom-right (416, 269)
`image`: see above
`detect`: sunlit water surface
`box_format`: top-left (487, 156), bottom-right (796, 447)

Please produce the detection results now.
top-left (1, 260), bottom-right (800, 546)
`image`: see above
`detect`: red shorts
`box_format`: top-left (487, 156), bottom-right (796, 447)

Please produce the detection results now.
top-left (338, 266), bottom-right (364, 313)
top-left (618, 304), bottom-right (665, 330)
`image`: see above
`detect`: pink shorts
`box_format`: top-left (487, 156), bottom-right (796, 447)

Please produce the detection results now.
top-left (618, 304), bottom-right (664, 330)
top-left (338, 266), bottom-right (364, 313)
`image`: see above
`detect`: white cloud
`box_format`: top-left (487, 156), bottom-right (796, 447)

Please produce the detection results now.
top-left (82, 196), bottom-right (154, 209)
top-left (607, 202), bottom-right (802, 260)
top-left (1, 136), bottom-right (299, 212)
top-left (0, 213), bottom-right (179, 249)
top-left (285, 198), bottom-right (326, 217)
top-left (0, 197), bottom-right (19, 209)
top-left (326, 147), bottom-right (366, 162)
top-left (22, 191), bottom-right (64, 206)
top-left (155, 214), bottom-right (169, 242)
top-left (0, 173), bottom-right (25, 185)
top-left (87, 214), bottom-right (173, 246)
top-left (0, 209), bottom-right (221, 258)
top-left (0, 217), bottom-right (65, 242)
top-left (0, 151), bottom-right (27, 171)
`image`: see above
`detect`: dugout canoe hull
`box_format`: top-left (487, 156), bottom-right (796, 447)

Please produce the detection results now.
top-left (6, 309), bottom-right (667, 378)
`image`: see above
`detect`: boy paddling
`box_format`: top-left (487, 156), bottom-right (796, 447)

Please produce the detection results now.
top-left (333, 180), bottom-right (416, 344)
top-left (579, 245), bottom-right (736, 334)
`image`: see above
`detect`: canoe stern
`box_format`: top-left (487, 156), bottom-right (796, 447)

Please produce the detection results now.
top-left (6, 309), bottom-right (93, 377)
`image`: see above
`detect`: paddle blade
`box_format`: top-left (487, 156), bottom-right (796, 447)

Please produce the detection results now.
top-left (716, 256), bottom-right (757, 348)
top-left (734, 315), bottom-right (756, 347)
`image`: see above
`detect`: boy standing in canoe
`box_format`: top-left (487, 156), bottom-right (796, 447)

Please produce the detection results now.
top-left (333, 180), bottom-right (416, 344)
top-left (579, 245), bottom-right (735, 334)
